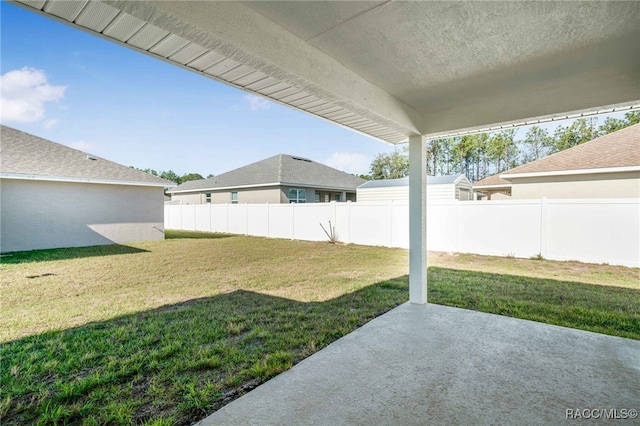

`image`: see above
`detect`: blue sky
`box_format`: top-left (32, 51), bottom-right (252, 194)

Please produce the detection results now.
top-left (0, 2), bottom-right (629, 177)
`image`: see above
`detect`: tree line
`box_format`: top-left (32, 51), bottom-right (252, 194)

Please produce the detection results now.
top-left (367, 112), bottom-right (639, 182)
top-left (132, 168), bottom-right (212, 185)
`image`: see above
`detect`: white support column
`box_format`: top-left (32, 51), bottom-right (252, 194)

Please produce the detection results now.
top-left (409, 134), bottom-right (427, 304)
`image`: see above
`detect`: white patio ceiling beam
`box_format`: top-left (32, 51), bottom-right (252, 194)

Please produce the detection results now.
top-left (13, 0), bottom-right (421, 144)
top-left (12, 1), bottom-right (640, 143)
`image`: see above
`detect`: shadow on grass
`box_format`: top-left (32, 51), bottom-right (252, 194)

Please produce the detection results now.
top-left (0, 244), bottom-right (149, 264)
top-left (428, 267), bottom-right (640, 340)
top-left (165, 230), bottom-right (235, 240)
top-left (1, 231), bottom-right (232, 264)
top-left (3, 268), bottom-right (639, 425)
top-left (1, 278), bottom-right (408, 426)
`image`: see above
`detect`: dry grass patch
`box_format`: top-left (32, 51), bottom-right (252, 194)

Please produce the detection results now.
top-left (1, 232), bottom-right (408, 342)
top-left (428, 251), bottom-right (639, 289)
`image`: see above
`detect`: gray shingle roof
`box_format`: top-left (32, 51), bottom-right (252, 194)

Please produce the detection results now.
top-left (358, 175), bottom-right (464, 189)
top-left (0, 125), bottom-right (173, 187)
top-left (170, 154), bottom-right (366, 193)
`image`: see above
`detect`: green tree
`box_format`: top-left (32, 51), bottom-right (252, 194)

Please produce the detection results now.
top-left (369, 149), bottom-right (409, 179)
top-left (471, 133), bottom-right (490, 181)
top-left (487, 129), bottom-right (518, 173)
top-left (624, 111), bottom-right (640, 126)
top-left (522, 126), bottom-right (552, 162)
top-left (598, 117), bottom-right (627, 135)
top-left (180, 173), bottom-right (204, 183)
top-left (160, 170), bottom-right (180, 184)
top-left (598, 111), bottom-right (640, 135)
top-left (426, 139), bottom-right (442, 176)
top-left (551, 118), bottom-right (597, 153)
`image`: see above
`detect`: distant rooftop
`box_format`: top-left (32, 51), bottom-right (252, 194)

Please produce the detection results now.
top-left (0, 125), bottom-right (173, 187)
top-left (170, 154), bottom-right (365, 193)
top-left (502, 123), bottom-right (640, 177)
top-left (473, 174), bottom-right (512, 188)
top-left (358, 175), bottom-right (466, 189)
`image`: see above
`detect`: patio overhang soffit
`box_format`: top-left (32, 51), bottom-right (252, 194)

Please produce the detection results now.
top-left (13, 0), bottom-right (640, 144)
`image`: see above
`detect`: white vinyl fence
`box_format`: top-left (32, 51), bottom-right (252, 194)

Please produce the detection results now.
top-left (165, 199), bottom-right (640, 267)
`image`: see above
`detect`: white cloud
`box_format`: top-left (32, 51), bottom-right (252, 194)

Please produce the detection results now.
top-left (0, 67), bottom-right (66, 124)
top-left (324, 152), bottom-right (370, 175)
top-left (243, 94), bottom-right (271, 111)
top-left (43, 119), bottom-right (59, 129)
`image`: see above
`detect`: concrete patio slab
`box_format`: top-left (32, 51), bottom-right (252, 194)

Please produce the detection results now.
top-left (197, 303), bottom-right (640, 425)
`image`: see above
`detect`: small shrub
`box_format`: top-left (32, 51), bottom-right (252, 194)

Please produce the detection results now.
top-left (320, 221), bottom-right (337, 244)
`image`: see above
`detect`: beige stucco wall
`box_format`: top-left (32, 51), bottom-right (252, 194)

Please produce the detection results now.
top-left (172, 186), bottom-right (357, 204)
top-left (510, 172), bottom-right (640, 199)
top-left (172, 187), bottom-right (283, 204)
top-left (488, 192), bottom-right (512, 200)
top-left (172, 192), bottom-right (204, 204)
top-left (0, 179), bottom-right (165, 253)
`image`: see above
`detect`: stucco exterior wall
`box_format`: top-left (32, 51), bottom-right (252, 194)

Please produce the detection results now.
top-left (172, 187), bottom-right (283, 204)
top-left (0, 179), bottom-right (165, 253)
top-left (173, 193), bottom-right (204, 204)
top-left (510, 172), bottom-right (640, 199)
top-left (172, 186), bottom-right (356, 204)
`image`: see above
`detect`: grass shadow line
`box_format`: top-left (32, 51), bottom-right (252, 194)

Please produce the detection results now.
top-left (0, 244), bottom-right (150, 264)
top-left (1, 277), bottom-right (409, 425)
top-left (165, 230), bottom-right (235, 240)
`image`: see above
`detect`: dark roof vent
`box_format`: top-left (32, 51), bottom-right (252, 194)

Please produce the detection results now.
top-left (86, 155), bottom-right (97, 161)
top-left (291, 156), bottom-right (311, 162)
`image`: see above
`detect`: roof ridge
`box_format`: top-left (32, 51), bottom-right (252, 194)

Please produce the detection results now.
top-left (497, 123), bottom-right (640, 176)
top-left (0, 125), bottom-right (173, 186)
top-left (277, 154), bottom-right (284, 183)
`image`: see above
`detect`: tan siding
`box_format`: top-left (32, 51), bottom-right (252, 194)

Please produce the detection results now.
top-left (510, 172), bottom-right (640, 199)
top-left (356, 186), bottom-right (408, 202)
top-left (1, 179), bottom-right (165, 253)
top-left (427, 185), bottom-right (454, 200)
top-left (358, 184), bottom-right (469, 202)
top-left (455, 179), bottom-right (473, 200)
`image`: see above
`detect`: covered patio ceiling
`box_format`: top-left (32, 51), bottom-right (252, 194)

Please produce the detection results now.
top-left (13, 0), bottom-right (640, 144)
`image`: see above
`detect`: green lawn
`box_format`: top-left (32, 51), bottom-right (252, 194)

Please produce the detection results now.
top-left (1, 231), bottom-right (638, 425)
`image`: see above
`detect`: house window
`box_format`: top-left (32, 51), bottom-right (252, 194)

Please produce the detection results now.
top-left (314, 192), bottom-right (320, 202)
top-left (335, 194), bottom-right (341, 202)
top-left (288, 188), bottom-right (306, 203)
top-left (231, 191), bottom-right (238, 204)
top-left (205, 193), bottom-right (211, 203)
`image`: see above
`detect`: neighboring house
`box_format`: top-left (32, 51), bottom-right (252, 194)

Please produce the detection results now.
top-left (473, 174), bottom-right (512, 200)
top-left (0, 125), bottom-right (175, 253)
top-left (476, 123), bottom-right (640, 200)
top-left (357, 175), bottom-right (473, 202)
top-left (169, 154), bottom-right (365, 204)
